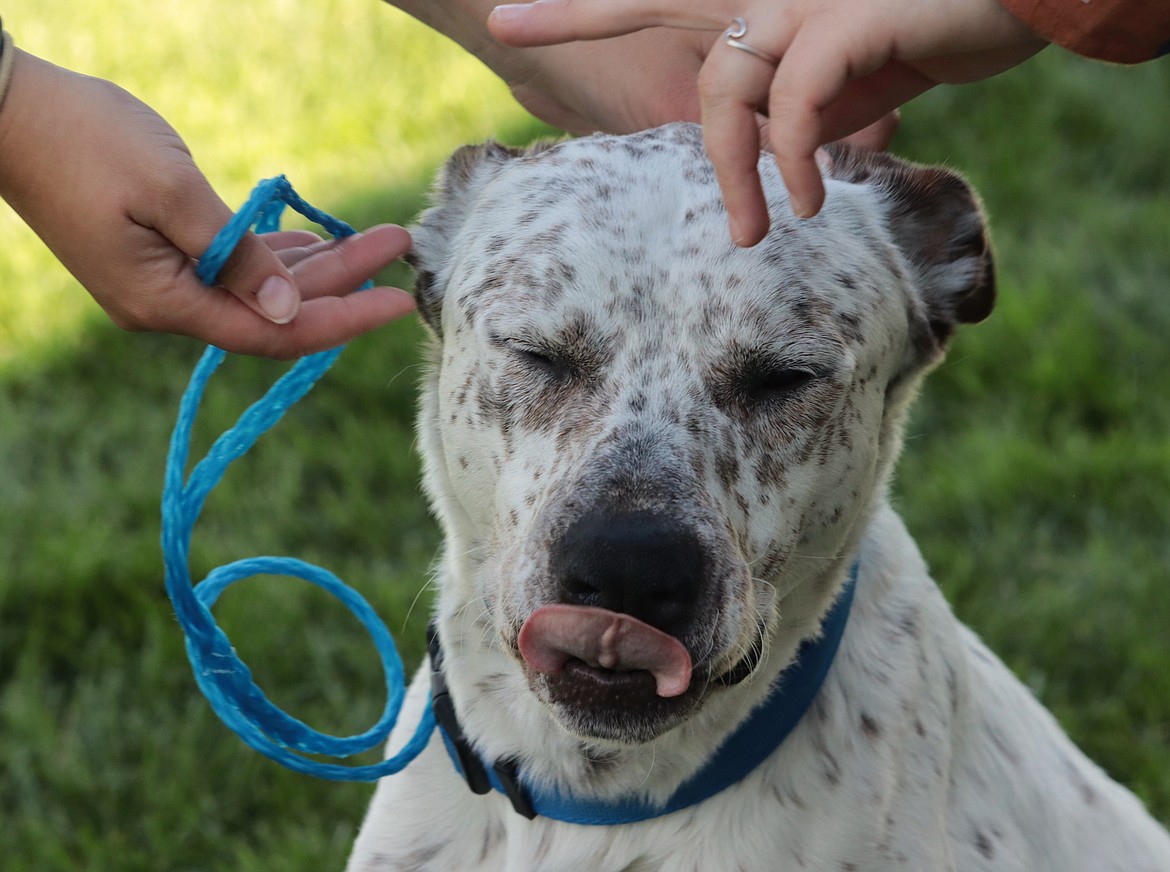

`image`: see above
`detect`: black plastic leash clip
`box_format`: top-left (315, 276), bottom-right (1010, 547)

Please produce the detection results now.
top-left (428, 622), bottom-right (491, 795)
top-left (427, 623), bottom-right (537, 819)
top-left (492, 757), bottom-right (537, 819)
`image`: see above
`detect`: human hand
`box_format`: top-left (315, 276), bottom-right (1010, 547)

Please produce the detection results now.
top-left (488, 0), bottom-right (1045, 244)
top-left (0, 50), bottom-right (415, 358)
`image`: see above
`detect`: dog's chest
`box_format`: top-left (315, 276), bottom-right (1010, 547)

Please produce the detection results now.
top-left (390, 774), bottom-right (942, 872)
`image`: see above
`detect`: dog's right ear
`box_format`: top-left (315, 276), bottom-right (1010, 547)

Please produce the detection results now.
top-left (409, 141), bottom-right (520, 334)
top-left (410, 139), bottom-right (558, 335)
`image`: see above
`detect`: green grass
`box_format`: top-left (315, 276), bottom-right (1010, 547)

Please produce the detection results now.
top-left (1, 2), bottom-right (1169, 867)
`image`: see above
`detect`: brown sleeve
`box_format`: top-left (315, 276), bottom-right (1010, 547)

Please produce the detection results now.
top-left (998, 0), bottom-right (1170, 63)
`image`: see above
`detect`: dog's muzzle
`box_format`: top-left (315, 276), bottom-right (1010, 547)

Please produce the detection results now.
top-left (516, 507), bottom-right (756, 741)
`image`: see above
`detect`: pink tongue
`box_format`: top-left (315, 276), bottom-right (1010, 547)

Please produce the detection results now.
top-left (518, 605), bottom-right (693, 698)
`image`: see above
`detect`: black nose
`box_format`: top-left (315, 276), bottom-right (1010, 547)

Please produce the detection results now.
top-left (552, 508), bottom-right (705, 637)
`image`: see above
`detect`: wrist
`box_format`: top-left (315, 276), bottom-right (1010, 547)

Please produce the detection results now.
top-left (0, 27), bottom-right (16, 112)
top-left (384, 0), bottom-right (501, 56)
top-left (0, 50), bottom-right (77, 218)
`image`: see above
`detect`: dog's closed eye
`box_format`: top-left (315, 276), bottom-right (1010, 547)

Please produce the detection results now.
top-left (740, 367), bottom-right (822, 404)
top-left (709, 355), bottom-right (833, 413)
top-left (499, 339), bottom-right (578, 384)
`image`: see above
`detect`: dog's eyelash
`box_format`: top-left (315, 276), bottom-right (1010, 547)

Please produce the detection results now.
top-left (507, 343), bottom-right (577, 382)
top-left (739, 366), bottom-right (827, 405)
top-left (744, 368), bottom-right (818, 396)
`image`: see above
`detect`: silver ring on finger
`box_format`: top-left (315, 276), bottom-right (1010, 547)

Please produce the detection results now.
top-left (724, 17), bottom-right (779, 65)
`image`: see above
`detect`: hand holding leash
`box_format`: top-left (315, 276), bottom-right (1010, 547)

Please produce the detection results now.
top-left (0, 39), bottom-right (413, 357)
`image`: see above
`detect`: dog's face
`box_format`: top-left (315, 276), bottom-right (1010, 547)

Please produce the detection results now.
top-left (412, 125), bottom-right (993, 746)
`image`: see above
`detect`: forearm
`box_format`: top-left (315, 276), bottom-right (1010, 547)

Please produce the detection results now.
top-left (997, 0), bottom-right (1170, 62)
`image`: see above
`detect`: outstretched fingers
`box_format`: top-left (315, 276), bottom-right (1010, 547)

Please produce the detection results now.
top-left (208, 286), bottom-right (417, 360)
top-left (219, 225), bottom-right (416, 358)
top-left (153, 224), bottom-right (415, 358)
top-left (489, 0), bottom-right (728, 45)
top-left (161, 276), bottom-right (416, 360)
top-left (277, 225), bottom-right (412, 302)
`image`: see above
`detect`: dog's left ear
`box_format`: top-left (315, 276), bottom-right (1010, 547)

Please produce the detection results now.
top-left (822, 144), bottom-right (996, 349)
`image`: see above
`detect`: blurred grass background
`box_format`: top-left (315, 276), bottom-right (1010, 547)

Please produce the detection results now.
top-left (0, 1), bottom-right (1167, 868)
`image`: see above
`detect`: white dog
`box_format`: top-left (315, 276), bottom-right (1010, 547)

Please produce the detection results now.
top-left (347, 124), bottom-right (1170, 871)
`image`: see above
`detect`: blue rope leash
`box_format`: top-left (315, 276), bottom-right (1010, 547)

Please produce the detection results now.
top-left (161, 176), bottom-right (434, 780)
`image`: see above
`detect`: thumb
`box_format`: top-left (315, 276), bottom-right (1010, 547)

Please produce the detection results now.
top-left (212, 229), bottom-right (302, 324)
top-left (153, 164), bottom-right (303, 324)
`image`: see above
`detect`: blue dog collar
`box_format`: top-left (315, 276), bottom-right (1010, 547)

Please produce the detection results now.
top-left (430, 561), bottom-right (859, 825)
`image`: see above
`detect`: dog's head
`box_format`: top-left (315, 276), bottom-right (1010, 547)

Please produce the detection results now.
top-left (411, 124), bottom-right (992, 746)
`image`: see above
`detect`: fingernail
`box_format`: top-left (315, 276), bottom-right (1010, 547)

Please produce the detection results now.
top-left (728, 215), bottom-right (745, 247)
top-left (490, 4), bottom-right (529, 22)
top-left (790, 196), bottom-right (814, 220)
top-left (256, 275), bottom-right (299, 324)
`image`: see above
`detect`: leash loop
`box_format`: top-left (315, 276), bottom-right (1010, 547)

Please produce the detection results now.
top-left (161, 176), bottom-right (434, 780)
